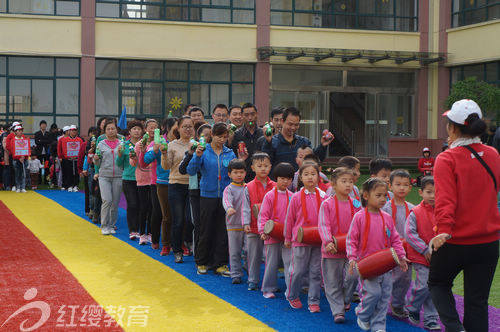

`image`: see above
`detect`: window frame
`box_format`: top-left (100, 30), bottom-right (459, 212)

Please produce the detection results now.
top-left (452, 0), bottom-right (500, 27)
top-left (0, 56), bottom-right (80, 134)
top-left (1, 0), bottom-right (80, 16)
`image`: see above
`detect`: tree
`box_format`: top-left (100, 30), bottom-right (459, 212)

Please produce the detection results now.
top-left (445, 77), bottom-right (500, 124)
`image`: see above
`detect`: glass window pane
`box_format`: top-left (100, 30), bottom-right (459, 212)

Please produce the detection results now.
top-left (210, 84), bottom-right (229, 111)
top-left (9, 57), bottom-right (54, 76)
top-left (96, 3), bottom-right (119, 17)
top-left (294, 13), bottom-right (315, 27)
top-left (273, 67), bottom-right (342, 88)
top-left (489, 4), bottom-right (500, 21)
top-left (271, 11), bottom-right (292, 25)
top-left (396, 0), bottom-right (417, 16)
top-left (295, 0), bottom-right (314, 11)
top-left (165, 62), bottom-right (188, 80)
top-left (56, 79), bottom-right (78, 114)
top-left (347, 71), bottom-right (414, 88)
top-left (142, 83), bottom-right (163, 116)
top-left (190, 63), bottom-right (230, 81)
top-left (9, 0), bottom-right (54, 14)
top-left (463, 64), bottom-right (484, 81)
top-left (122, 82), bottom-right (141, 116)
top-left (201, 8), bottom-right (230, 23)
top-left (486, 62), bottom-right (498, 83)
top-left (233, 9), bottom-right (254, 24)
top-left (190, 84), bottom-right (209, 113)
top-left (232, 64), bottom-right (253, 82)
top-left (121, 61), bottom-right (162, 80)
top-left (16, 115), bottom-right (51, 134)
top-left (0, 78), bottom-right (6, 115)
top-left (0, 56), bottom-right (5, 75)
top-left (96, 80), bottom-right (119, 115)
top-left (271, 0), bottom-right (292, 10)
top-left (359, 16), bottom-right (394, 31)
top-left (56, 58), bottom-right (79, 77)
top-left (165, 6), bottom-right (188, 20)
top-left (9, 79), bottom-right (31, 113)
top-left (56, 1), bottom-right (79, 15)
top-left (55, 116), bottom-right (79, 130)
top-left (96, 60), bottom-right (119, 78)
top-left (450, 67), bottom-right (462, 86)
top-left (232, 83), bottom-right (253, 106)
top-left (234, 0), bottom-right (254, 9)
top-left (464, 8), bottom-right (487, 25)
top-left (165, 82), bottom-right (188, 117)
top-left (0, 0), bottom-right (6, 12)
top-left (32, 80), bottom-right (53, 113)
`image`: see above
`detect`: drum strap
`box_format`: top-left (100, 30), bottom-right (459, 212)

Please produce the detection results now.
top-left (334, 195), bottom-right (354, 236)
top-left (390, 199), bottom-right (410, 225)
top-left (273, 187), bottom-right (289, 220)
top-left (463, 145), bottom-right (498, 192)
top-left (362, 210), bottom-right (388, 251)
top-left (301, 188), bottom-right (321, 225)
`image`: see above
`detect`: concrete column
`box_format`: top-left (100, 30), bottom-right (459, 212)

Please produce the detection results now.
top-left (255, 1), bottom-right (270, 125)
top-left (80, 0), bottom-right (96, 135)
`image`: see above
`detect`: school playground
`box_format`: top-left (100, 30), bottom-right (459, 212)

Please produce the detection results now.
top-left (1, 190), bottom-right (499, 332)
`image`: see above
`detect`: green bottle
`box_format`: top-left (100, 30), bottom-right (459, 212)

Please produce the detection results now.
top-left (141, 133), bottom-right (149, 146)
top-left (199, 134), bottom-right (206, 150)
top-left (190, 138), bottom-right (199, 151)
top-left (161, 137), bottom-right (168, 151)
top-left (96, 147), bottom-right (102, 158)
top-left (264, 122), bottom-right (273, 137)
top-left (168, 110), bottom-right (173, 118)
top-left (229, 123), bottom-right (237, 134)
top-left (129, 143), bottom-right (136, 157)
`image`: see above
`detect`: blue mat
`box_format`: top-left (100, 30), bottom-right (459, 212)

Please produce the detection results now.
top-left (39, 190), bottom-right (425, 331)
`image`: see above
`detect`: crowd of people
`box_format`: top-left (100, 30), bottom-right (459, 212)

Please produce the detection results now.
top-left (1, 99), bottom-right (498, 332)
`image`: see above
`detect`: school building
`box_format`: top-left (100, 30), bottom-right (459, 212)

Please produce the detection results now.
top-left (1, 1), bottom-right (499, 159)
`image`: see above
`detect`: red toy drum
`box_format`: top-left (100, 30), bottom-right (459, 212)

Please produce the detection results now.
top-left (297, 226), bottom-right (322, 245)
top-left (263, 220), bottom-right (284, 241)
top-left (333, 234), bottom-right (347, 253)
top-left (252, 203), bottom-right (261, 219)
top-left (356, 248), bottom-right (400, 279)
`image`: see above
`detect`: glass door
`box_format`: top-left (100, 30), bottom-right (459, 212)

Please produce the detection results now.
top-left (365, 94), bottom-right (390, 156)
top-left (271, 91), bottom-right (326, 148)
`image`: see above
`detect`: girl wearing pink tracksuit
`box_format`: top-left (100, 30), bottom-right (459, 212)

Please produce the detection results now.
top-left (284, 161), bottom-right (327, 313)
top-left (258, 162), bottom-right (295, 299)
top-left (318, 167), bottom-right (361, 324)
top-left (347, 177), bottom-right (408, 332)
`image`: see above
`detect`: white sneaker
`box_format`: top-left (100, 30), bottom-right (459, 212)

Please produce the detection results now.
top-left (21, 189), bottom-right (27, 193)
top-left (49, 183), bottom-right (54, 188)
top-left (61, 187), bottom-right (66, 191)
top-left (357, 317), bottom-right (370, 331)
top-left (68, 187), bottom-right (73, 192)
top-left (101, 227), bottom-right (111, 235)
top-left (11, 186), bottom-right (16, 192)
top-left (110, 228), bottom-right (116, 234)
top-left (73, 186), bottom-right (79, 192)
top-left (16, 189), bottom-right (20, 193)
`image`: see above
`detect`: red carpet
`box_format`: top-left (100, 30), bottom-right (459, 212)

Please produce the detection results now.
top-left (0, 201), bottom-right (123, 331)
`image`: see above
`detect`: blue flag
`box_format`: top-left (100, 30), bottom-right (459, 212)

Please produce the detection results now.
top-left (118, 106), bottom-right (127, 129)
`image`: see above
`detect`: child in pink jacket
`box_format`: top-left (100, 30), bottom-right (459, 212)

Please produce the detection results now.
top-left (258, 162), bottom-right (295, 299)
top-left (347, 178), bottom-right (408, 332)
top-left (284, 161), bottom-right (327, 313)
top-left (318, 167), bottom-right (361, 323)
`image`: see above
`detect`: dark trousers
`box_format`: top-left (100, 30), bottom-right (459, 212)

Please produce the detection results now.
top-left (137, 185), bottom-right (151, 235)
top-left (30, 173), bottom-right (39, 188)
top-left (61, 159), bottom-right (79, 188)
top-left (13, 159), bottom-right (27, 190)
top-left (195, 197), bottom-right (228, 268)
top-left (122, 180), bottom-right (139, 234)
top-left (168, 183), bottom-right (190, 254)
top-left (428, 240), bottom-right (499, 332)
top-left (150, 184), bottom-right (163, 244)
top-left (83, 175), bottom-right (89, 213)
top-left (157, 183), bottom-right (172, 248)
top-left (189, 189), bottom-right (201, 252)
top-left (2, 163), bottom-right (13, 189)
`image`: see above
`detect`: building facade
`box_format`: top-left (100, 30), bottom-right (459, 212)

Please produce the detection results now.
top-left (1, 0), bottom-right (499, 158)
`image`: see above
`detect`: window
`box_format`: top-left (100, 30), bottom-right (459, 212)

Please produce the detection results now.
top-left (0, 56), bottom-right (80, 134)
top-left (96, 0), bottom-right (255, 24)
top-left (270, 0), bottom-right (418, 31)
top-left (452, 0), bottom-right (500, 27)
top-left (95, 59), bottom-right (254, 121)
top-left (450, 61), bottom-right (500, 87)
top-left (2, 0), bottom-right (79, 15)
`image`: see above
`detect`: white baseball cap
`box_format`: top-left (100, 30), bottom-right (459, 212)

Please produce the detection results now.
top-left (62, 126), bottom-right (70, 132)
top-left (442, 99), bottom-right (482, 125)
top-left (11, 121), bottom-right (20, 129)
top-left (14, 125), bottom-right (23, 131)
top-left (422, 147), bottom-right (430, 152)
top-left (69, 125), bottom-right (77, 130)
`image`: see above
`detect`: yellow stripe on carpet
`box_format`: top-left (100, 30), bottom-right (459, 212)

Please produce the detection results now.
top-left (0, 192), bottom-right (272, 332)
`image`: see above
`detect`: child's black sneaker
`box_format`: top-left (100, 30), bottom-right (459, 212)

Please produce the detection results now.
top-left (232, 277), bottom-right (241, 284)
top-left (408, 311), bottom-right (420, 325)
top-left (423, 321), bottom-right (441, 330)
top-left (391, 304), bottom-right (409, 319)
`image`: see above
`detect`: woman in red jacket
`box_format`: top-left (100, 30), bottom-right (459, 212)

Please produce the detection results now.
top-left (429, 99), bottom-right (500, 332)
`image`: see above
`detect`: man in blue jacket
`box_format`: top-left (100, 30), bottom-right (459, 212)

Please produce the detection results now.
top-left (262, 107), bottom-right (334, 172)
